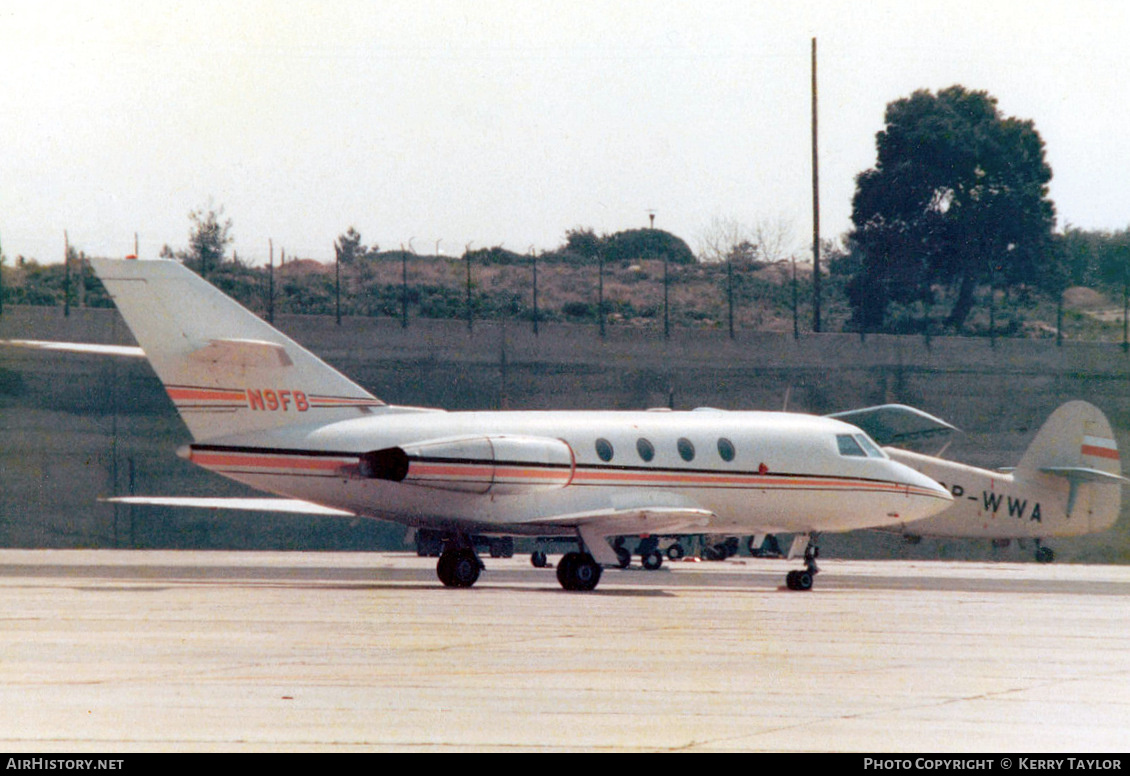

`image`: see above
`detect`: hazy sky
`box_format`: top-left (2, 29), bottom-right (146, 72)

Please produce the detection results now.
top-left (2, 0), bottom-right (1128, 265)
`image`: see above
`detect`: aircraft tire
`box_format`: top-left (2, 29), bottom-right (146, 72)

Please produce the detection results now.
top-left (1035, 546), bottom-right (1055, 564)
top-left (666, 543), bottom-right (685, 561)
top-left (785, 570), bottom-right (813, 591)
top-left (438, 549), bottom-right (481, 588)
top-left (531, 550), bottom-right (549, 568)
top-left (557, 552), bottom-right (601, 591)
top-left (615, 547), bottom-right (631, 568)
top-left (641, 550), bottom-right (663, 570)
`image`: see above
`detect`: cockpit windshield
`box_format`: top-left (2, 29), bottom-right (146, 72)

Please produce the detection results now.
top-left (836, 433), bottom-right (887, 459)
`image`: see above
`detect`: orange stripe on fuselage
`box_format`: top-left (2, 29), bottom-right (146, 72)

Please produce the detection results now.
top-left (192, 452), bottom-right (352, 472)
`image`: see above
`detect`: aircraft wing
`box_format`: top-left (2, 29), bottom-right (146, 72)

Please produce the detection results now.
top-left (0, 339), bottom-right (147, 358)
top-left (828, 404), bottom-right (958, 446)
top-left (101, 496), bottom-right (356, 516)
top-left (526, 506), bottom-right (715, 565)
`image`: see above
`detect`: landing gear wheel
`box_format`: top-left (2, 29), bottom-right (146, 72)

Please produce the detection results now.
top-left (786, 570), bottom-right (813, 591)
top-left (437, 548), bottom-right (481, 588)
top-left (666, 543), bottom-right (685, 561)
top-left (784, 534), bottom-right (819, 591)
top-left (615, 546), bottom-right (632, 568)
top-left (530, 550), bottom-right (549, 568)
top-left (1035, 545), bottom-right (1055, 564)
top-left (556, 551), bottom-right (602, 591)
top-left (641, 550), bottom-right (663, 570)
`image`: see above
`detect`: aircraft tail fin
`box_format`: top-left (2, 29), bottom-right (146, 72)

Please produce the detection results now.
top-left (1016, 401), bottom-right (1126, 530)
top-left (1017, 401), bottom-right (1122, 476)
top-left (90, 258), bottom-right (385, 441)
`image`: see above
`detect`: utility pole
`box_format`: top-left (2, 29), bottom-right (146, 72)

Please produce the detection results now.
top-left (811, 37), bottom-right (822, 333)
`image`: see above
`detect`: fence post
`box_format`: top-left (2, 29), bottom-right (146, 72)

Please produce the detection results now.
top-left (727, 257), bottom-right (734, 339)
top-left (401, 243), bottom-right (410, 328)
top-left (530, 247), bottom-right (539, 336)
top-left (334, 241), bottom-right (342, 326)
top-left (64, 231), bottom-right (71, 317)
top-left (663, 254), bottom-right (670, 339)
top-left (598, 248), bottom-right (605, 339)
top-left (465, 243), bottom-right (474, 333)
top-left (267, 239), bottom-right (275, 323)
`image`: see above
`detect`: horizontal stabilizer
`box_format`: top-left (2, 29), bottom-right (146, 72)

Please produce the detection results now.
top-left (1039, 467), bottom-right (1130, 486)
top-left (0, 338), bottom-right (146, 358)
top-left (828, 404), bottom-right (958, 446)
top-left (101, 496), bottom-right (356, 516)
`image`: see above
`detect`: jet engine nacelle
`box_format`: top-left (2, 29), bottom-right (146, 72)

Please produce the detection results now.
top-left (359, 434), bottom-right (576, 494)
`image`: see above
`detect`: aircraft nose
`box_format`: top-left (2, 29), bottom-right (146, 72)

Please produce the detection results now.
top-left (897, 464), bottom-right (953, 517)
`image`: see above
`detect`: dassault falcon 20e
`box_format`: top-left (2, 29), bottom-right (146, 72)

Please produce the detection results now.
top-left (88, 258), bottom-right (952, 592)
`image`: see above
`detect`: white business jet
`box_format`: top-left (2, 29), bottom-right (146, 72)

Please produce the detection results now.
top-left (83, 258), bottom-right (953, 591)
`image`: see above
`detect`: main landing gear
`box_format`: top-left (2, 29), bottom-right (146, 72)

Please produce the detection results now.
top-left (436, 540), bottom-right (483, 588)
top-left (785, 534), bottom-right (820, 591)
top-left (1034, 539), bottom-right (1055, 564)
top-left (556, 551), bottom-right (603, 591)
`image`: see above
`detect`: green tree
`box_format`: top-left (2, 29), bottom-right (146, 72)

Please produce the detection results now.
top-left (187, 204), bottom-right (234, 275)
top-left (847, 86), bottom-right (1055, 331)
top-left (335, 227), bottom-right (369, 266)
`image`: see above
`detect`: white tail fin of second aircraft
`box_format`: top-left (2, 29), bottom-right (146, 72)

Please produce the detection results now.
top-left (91, 258), bottom-right (386, 442)
top-left (1015, 400), bottom-right (1126, 533)
top-left (1016, 400), bottom-right (1123, 479)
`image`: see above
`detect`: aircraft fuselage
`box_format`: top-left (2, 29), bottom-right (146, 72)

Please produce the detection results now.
top-left (182, 407), bottom-right (952, 537)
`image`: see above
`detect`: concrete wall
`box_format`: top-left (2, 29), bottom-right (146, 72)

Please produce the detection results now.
top-left (3, 304), bottom-right (1130, 562)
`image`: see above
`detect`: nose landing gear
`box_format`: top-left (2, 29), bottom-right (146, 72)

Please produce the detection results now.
top-left (785, 534), bottom-right (819, 591)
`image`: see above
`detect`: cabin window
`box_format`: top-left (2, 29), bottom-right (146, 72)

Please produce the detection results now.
top-left (636, 438), bottom-right (655, 462)
top-left (836, 434), bottom-right (867, 457)
top-left (595, 438), bottom-right (614, 462)
top-left (677, 437), bottom-right (695, 462)
top-left (717, 437), bottom-right (736, 462)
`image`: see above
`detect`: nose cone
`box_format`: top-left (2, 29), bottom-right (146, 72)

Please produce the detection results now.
top-left (894, 462), bottom-right (953, 521)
